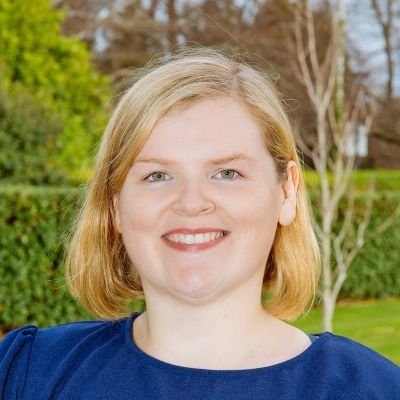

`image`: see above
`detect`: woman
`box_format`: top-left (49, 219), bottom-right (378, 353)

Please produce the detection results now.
top-left (1, 48), bottom-right (399, 399)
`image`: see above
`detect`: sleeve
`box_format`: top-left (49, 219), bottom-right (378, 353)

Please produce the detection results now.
top-left (0, 325), bottom-right (38, 399)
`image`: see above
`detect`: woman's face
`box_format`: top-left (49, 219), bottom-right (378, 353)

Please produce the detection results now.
top-left (114, 97), bottom-right (295, 305)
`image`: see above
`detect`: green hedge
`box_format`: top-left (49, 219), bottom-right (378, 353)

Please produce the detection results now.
top-left (0, 79), bottom-right (68, 185)
top-left (0, 185), bottom-right (92, 332)
top-left (0, 184), bottom-right (399, 332)
top-left (338, 191), bottom-right (400, 298)
top-left (308, 188), bottom-right (400, 299)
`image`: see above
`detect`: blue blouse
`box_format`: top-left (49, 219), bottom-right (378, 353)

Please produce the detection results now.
top-left (1, 312), bottom-right (399, 399)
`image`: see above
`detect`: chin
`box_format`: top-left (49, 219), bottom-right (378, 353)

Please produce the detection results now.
top-left (168, 274), bottom-right (223, 304)
top-left (174, 291), bottom-right (220, 306)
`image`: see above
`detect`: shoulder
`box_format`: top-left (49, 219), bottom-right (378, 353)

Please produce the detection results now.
top-left (1, 325), bottom-right (39, 397)
top-left (318, 332), bottom-right (398, 368)
top-left (0, 317), bottom-right (128, 397)
top-left (33, 318), bottom-right (123, 348)
top-left (1, 318), bottom-right (123, 352)
top-left (1, 325), bottom-right (38, 375)
top-left (312, 332), bottom-right (400, 397)
top-left (0, 320), bottom-right (112, 370)
top-left (24, 317), bottom-right (129, 365)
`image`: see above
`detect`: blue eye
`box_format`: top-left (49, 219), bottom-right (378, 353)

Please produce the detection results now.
top-left (145, 171), bottom-right (170, 182)
top-left (216, 169), bottom-right (241, 180)
top-left (144, 169), bottom-right (241, 183)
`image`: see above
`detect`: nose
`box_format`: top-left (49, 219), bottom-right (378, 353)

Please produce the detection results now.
top-left (171, 179), bottom-right (215, 216)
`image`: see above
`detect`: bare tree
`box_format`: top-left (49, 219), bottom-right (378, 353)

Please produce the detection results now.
top-left (167, 0), bottom-right (178, 49)
top-left (371, 0), bottom-right (396, 101)
top-left (290, 0), bottom-right (400, 332)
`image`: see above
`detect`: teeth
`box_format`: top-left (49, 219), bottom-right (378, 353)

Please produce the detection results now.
top-left (166, 231), bottom-right (224, 244)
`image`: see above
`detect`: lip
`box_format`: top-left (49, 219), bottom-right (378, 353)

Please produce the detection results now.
top-left (162, 227), bottom-right (230, 236)
top-left (162, 231), bottom-right (229, 252)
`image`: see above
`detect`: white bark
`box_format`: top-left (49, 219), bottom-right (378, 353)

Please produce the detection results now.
top-left (291, 0), bottom-right (399, 332)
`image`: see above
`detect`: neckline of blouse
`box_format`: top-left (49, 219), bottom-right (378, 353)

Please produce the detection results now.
top-left (124, 311), bottom-right (331, 375)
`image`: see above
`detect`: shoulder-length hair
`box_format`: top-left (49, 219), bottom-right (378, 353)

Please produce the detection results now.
top-left (65, 47), bottom-right (321, 321)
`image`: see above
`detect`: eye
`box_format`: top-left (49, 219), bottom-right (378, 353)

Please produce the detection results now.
top-left (215, 169), bottom-right (241, 180)
top-left (144, 171), bottom-right (170, 183)
top-left (143, 169), bottom-right (242, 183)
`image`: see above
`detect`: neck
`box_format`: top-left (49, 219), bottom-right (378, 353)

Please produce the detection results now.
top-left (132, 278), bottom-right (284, 369)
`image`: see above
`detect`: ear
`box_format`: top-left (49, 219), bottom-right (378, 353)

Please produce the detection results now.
top-left (278, 160), bottom-right (299, 226)
top-left (112, 194), bottom-right (122, 233)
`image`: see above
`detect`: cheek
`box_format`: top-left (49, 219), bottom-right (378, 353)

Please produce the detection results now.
top-left (118, 198), bottom-right (163, 273)
top-left (118, 187), bottom-right (164, 234)
top-left (236, 189), bottom-right (281, 244)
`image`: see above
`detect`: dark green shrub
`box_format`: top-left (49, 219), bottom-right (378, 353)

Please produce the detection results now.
top-left (0, 81), bottom-right (68, 185)
top-left (339, 191), bottom-right (400, 298)
top-left (0, 185), bottom-right (398, 332)
top-left (308, 188), bottom-right (400, 299)
top-left (0, 185), bottom-right (146, 333)
top-left (0, 185), bottom-right (91, 332)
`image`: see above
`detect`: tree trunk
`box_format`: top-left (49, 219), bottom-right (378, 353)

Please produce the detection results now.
top-left (371, 0), bottom-right (394, 101)
top-left (384, 23), bottom-right (393, 101)
top-left (322, 291), bottom-right (335, 332)
top-left (167, 0), bottom-right (177, 49)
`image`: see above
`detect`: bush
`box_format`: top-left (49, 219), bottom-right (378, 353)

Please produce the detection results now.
top-left (0, 185), bottom-right (92, 332)
top-left (0, 184), bottom-right (398, 332)
top-left (0, 0), bottom-right (111, 175)
top-left (0, 79), bottom-right (67, 185)
top-left (308, 188), bottom-right (400, 299)
top-left (339, 191), bottom-right (400, 298)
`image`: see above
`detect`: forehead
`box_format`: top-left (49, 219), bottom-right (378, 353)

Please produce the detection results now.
top-left (134, 97), bottom-right (270, 164)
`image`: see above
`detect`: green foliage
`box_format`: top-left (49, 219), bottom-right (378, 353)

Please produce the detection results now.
top-left (0, 78), bottom-right (67, 184)
top-left (0, 0), bottom-right (111, 176)
top-left (0, 183), bottom-right (399, 331)
top-left (340, 191), bottom-right (400, 299)
top-left (308, 187), bottom-right (400, 299)
top-left (0, 185), bottom-right (93, 331)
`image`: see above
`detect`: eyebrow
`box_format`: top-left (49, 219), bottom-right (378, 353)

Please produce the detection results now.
top-left (134, 153), bottom-right (257, 166)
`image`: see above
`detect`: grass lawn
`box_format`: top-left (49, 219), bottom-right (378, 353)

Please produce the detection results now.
top-left (291, 297), bottom-right (400, 365)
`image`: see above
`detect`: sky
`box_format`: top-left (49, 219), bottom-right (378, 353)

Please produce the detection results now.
top-left (345, 0), bottom-right (400, 96)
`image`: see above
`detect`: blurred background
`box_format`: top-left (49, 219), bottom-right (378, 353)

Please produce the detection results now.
top-left (0, 0), bottom-right (399, 363)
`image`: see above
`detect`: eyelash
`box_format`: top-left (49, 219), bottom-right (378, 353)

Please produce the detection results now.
top-left (143, 169), bottom-right (242, 183)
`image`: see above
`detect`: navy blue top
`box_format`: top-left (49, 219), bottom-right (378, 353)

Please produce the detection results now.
top-left (1, 312), bottom-right (399, 399)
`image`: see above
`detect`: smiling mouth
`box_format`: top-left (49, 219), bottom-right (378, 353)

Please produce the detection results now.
top-left (163, 231), bottom-right (228, 244)
top-left (162, 231), bottom-right (230, 252)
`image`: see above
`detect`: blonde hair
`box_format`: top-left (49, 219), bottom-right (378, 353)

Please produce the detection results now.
top-left (65, 47), bottom-right (321, 321)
